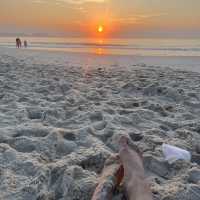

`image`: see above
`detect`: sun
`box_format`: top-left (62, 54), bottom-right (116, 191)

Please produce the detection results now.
top-left (98, 25), bottom-right (104, 33)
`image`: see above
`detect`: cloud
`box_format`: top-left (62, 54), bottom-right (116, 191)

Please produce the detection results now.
top-left (32, 0), bottom-right (105, 6)
top-left (58, 0), bottom-right (105, 4)
top-left (32, 0), bottom-right (47, 4)
top-left (111, 13), bottom-right (168, 25)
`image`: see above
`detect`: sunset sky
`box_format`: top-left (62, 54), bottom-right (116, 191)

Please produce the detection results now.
top-left (1, 0), bottom-right (200, 38)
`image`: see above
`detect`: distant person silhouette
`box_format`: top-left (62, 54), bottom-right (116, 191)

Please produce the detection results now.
top-left (16, 38), bottom-right (22, 48)
top-left (24, 40), bottom-right (28, 48)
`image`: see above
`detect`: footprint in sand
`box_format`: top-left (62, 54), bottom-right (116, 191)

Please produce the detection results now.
top-left (89, 111), bottom-right (103, 122)
top-left (89, 111), bottom-right (108, 132)
top-left (14, 126), bottom-right (50, 138)
top-left (27, 107), bottom-right (44, 120)
top-left (10, 137), bottom-right (38, 153)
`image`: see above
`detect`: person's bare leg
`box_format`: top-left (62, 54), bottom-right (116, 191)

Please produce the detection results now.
top-left (91, 154), bottom-right (124, 200)
top-left (119, 135), bottom-right (153, 200)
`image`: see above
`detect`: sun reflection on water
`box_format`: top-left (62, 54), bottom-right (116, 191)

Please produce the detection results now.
top-left (92, 38), bottom-right (109, 55)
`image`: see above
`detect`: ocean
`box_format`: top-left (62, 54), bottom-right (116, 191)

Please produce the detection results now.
top-left (0, 37), bottom-right (200, 57)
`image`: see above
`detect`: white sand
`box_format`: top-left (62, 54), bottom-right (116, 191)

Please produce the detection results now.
top-left (0, 47), bottom-right (200, 200)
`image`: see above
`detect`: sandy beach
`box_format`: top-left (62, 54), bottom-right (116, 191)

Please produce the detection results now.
top-left (0, 47), bottom-right (200, 200)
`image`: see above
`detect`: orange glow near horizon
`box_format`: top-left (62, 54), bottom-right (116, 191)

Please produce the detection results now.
top-left (0, 1), bottom-right (200, 38)
top-left (88, 17), bottom-right (117, 39)
top-left (98, 25), bottom-right (104, 33)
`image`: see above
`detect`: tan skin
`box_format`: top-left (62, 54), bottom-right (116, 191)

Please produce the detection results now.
top-left (119, 136), bottom-right (153, 200)
top-left (91, 135), bottom-right (153, 200)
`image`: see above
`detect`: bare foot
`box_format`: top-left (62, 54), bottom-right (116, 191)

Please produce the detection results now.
top-left (119, 135), bottom-right (129, 148)
top-left (118, 135), bottom-right (152, 200)
top-left (119, 135), bottom-right (144, 176)
top-left (119, 134), bottom-right (142, 156)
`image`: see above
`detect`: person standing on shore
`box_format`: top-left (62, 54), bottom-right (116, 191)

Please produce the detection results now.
top-left (24, 40), bottom-right (28, 48)
top-left (16, 38), bottom-right (22, 48)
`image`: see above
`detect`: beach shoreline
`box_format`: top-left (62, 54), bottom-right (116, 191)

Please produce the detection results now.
top-left (1, 46), bottom-right (200, 72)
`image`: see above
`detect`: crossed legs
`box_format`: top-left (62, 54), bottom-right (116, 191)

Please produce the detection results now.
top-left (92, 135), bottom-right (153, 200)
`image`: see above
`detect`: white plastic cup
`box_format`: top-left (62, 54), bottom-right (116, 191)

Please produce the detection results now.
top-left (162, 143), bottom-right (191, 164)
